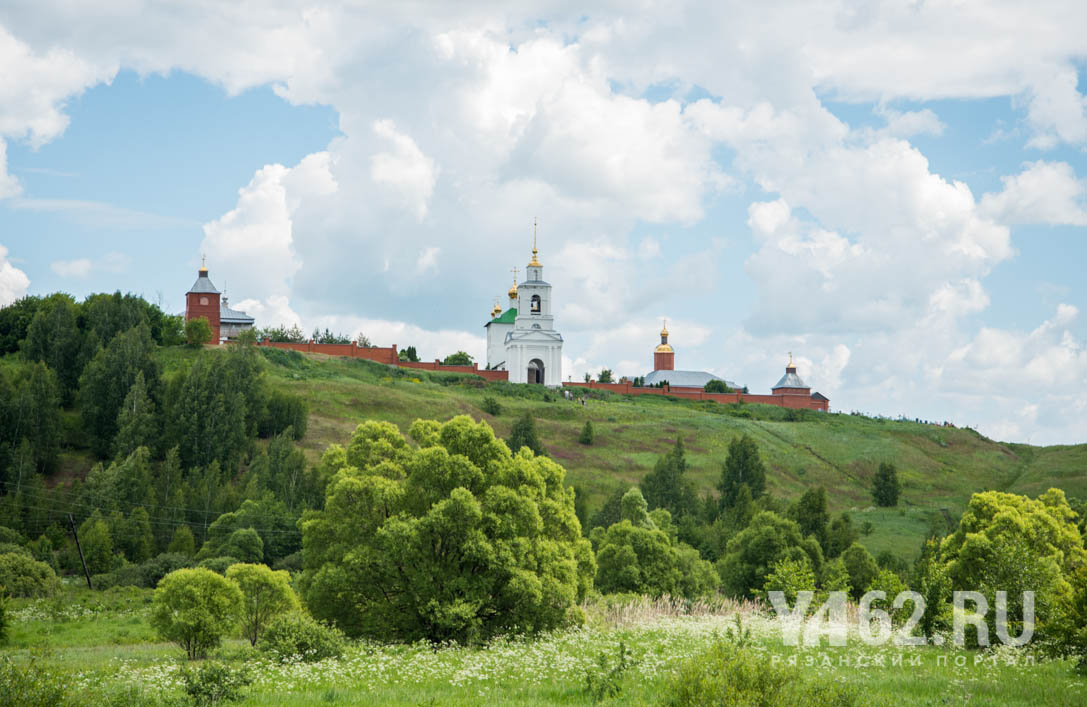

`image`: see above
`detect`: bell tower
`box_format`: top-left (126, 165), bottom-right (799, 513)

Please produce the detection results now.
top-left (653, 321), bottom-right (674, 371)
top-left (185, 256), bottom-right (222, 345)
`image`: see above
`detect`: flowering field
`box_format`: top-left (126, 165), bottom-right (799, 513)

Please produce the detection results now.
top-left (4, 591), bottom-right (1085, 705)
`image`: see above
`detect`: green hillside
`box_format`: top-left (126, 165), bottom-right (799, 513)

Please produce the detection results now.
top-left (37, 345), bottom-right (1087, 564)
top-left (244, 348), bottom-right (1085, 562)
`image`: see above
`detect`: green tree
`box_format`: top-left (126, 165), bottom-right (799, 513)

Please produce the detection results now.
top-left (717, 511), bottom-right (823, 600)
top-left (151, 567), bottom-right (243, 659)
top-left (225, 563), bottom-right (300, 646)
top-left (398, 345), bottom-right (419, 362)
top-left (718, 435), bottom-right (766, 510)
top-left (0, 294), bottom-right (44, 354)
top-left (259, 390), bottom-right (308, 439)
top-left (78, 511), bottom-right (118, 575)
top-left (872, 462), bottom-right (901, 507)
top-left (20, 294), bottom-right (85, 404)
top-left (578, 420), bottom-right (594, 445)
top-left (588, 485), bottom-right (630, 532)
top-left (840, 543), bottom-right (879, 600)
top-left (940, 488), bottom-right (1086, 642)
top-left (597, 369), bottom-right (614, 383)
top-left (594, 488), bottom-right (718, 598)
top-left (761, 555), bottom-right (816, 605)
top-left (219, 528), bottom-right (264, 563)
top-left (166, 353), bottom-right (250, 468)
top-left (1, 363), bottom-right (62, 473)
top-left (507, 412), bottom-right (544, 456)
top-left (704, 379), bottom-right (731, 393)
top-left (825, 512), bottom-right (858, 559)
top-left (792, 487), bottom-right (829, 550)
top-left (79, 323), bottom-right (161, 458)
top-left (169, 525), bottom-right (197, 556)
top-left (113, 371), bottom-right (159, 458)
top-left (641, 438), bottom-right (697, 520)
top-left (0, 552), bottom-right (61, 597)
top-left (185, 317), bottom-right (213, 347)
top-left (441, 350), bottom-right (473, 365)
top-left (300, 416), bottom-right (595, 643)
top-left (119, 506), bottom-right (155, 564)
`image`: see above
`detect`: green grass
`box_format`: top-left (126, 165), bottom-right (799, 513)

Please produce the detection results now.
top-left (40, 346), bottom-right (1087, 566)
top-left (4, 591), bottom-right (1085, 705)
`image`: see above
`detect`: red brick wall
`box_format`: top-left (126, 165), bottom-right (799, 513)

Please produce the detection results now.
top-left (563, 381), bottom-right (829, 411)
top-left (255, 341), bottom-right (508, 380)
top-left (185, 292), bottom-right (221, 345)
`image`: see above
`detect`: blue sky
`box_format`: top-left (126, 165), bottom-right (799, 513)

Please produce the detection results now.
top-left (1, 3), bottom-right (1086, 444)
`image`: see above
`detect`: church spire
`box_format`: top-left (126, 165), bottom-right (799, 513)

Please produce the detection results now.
top-left (528, 217), bottom-right (541, 267)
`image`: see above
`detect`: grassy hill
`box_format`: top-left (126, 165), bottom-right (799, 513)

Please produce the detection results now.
top-left (45, 345), bottom-right (1087, 564)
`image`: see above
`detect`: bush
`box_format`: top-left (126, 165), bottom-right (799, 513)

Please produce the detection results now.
top-left (0, 553), bottom-right (61, 597)
top-left (584, 641), bottom-right (637, 702)
top-left (179, 661), bottom-right (252, 706)
top-left (150, 568), bottom-right (243, 659)
top-left (841, 543), bottom-right (879, 600)
top-left (661, 642), bottom-right (858, 706)
top-left (0, 593), bottom-right (7, 646)
top-left (506, 412), bottom-right (544, 456)
top-left (704, 379), bottom-right (730, 393)
top-left (260, 612), bottom-right (346, 662)
top-left (0, 653), bottom-right (67, 706)
top-left (480, 395), bottom-right (502, 416)
top-left (185, 317), bottom-right (213, 347)
top-left (578, 420), bottom-right (594, 445)
top-left (872, 462), bottom-right (900, 507)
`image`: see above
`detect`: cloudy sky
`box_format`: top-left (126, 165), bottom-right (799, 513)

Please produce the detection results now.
top-left (1, 2), bottom-right (1086, 444)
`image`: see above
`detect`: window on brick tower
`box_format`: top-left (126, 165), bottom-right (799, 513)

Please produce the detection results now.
top-left (200, 296), bottom-right (208, 305)
top-left (531, 294), bottom-right (541, 313)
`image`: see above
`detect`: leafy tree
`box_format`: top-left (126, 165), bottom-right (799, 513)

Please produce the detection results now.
top-left (0, 294), bottom-right (44, 354)
top-left (704, 379), bottom-right (731, 393)
top-left (226, 563), bottom-right (300, 646)
top-left (717, 511), bottom-right (823, 600)
top-left (597, 369), bottom-right (614, 383)
top-left (594, 488), bottom-right (718, 598)
top-left (761, 555), bottom-right (816, 605)
top-left (589, 485), bottom-right (630, 532)
top-left (573, 485), bottom-right (590, 535)
top-left (219, 528), bottom-right (264, 564)
top-left (185, 317), bottom-right (213, 347)
top-left (792, 487), bottom-right (829, 550)
top-left (940, 488), bottom-right (1086, 642)
top-left (113, 371), bottom-right (159, 458)
top-left (0, 362), bottom-right (62, 473)
top-left (442, 350), bottom-right (473, 365)
top-left (840, 543), bottom-right (879, 600)
top-left (20, 294), bottom-right (85, 404)
top-left (259, 390), bottom-right (308, 439)
top-left (872, 462), bottom-right (901, 507)
top-left (825, 512), bottom-right (858, 559)
top-left (81, 291), bottom-right (173, 346)
top-left (166, 352), bottom-right (251, 468)
top-left (168, 525), bottom-right (197, 557)
top-left (151, 567), bottom-right (243, 659)
top-left (398, 345), bottom-right (420, 362)
top-left (118, 506), bottom-right (155, 564)
top-left (578, 420), bottom-right (594, 445)
top-left (300, 416), bottom-right (595, 643)
top-left (263, 431), bottom-right (308, 512)
top-left (480, 396), bottom-right (502, 416)
top-left (312, 328), bottom-right (351, 344)
top-left (507, 412), bottom-right (544, 456)
top-left (78, 511), bottom-right (118, 575)
top-left (641, 438), bottom-right (697, 520)
top-left (718, 435), bottom-right (767, 510)
top-left (260, 612), bottom-right (346, 662)
top-left (79, 323), bottom-right (161, 458)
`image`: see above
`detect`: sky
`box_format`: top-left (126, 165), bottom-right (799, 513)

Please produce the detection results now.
top-left (1, 2), bottom-right (1086, 445)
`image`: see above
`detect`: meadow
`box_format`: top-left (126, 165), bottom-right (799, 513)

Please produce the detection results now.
top-left (5, 586), bottom-right (1085, 706)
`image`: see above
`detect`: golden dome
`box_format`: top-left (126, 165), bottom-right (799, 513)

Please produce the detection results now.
top-left (660, 322), bottom-right (669, 337)
top-left (508, 282), bottom-right (518, 299)
top-left (491, 303), bottom-right (502, 317)
top-left (654, 343), bottom-right (674, 353)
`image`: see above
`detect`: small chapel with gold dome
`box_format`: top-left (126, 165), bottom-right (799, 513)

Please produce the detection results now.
top-left (484, 226), bottom-right (564, 385)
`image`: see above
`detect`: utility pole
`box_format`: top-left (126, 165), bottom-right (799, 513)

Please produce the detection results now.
top-left (68, 513), bottom-right (93, 590)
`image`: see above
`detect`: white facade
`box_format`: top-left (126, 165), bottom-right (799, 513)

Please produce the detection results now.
top-left (485, 293), bottom-right (518, 370)
top-left (504, 258), bottom-right (563, 385)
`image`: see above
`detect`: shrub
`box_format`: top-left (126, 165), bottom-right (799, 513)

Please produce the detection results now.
top-left (506, 412), bottom-right (544, 456)
top-left (0, 653), bottom-right (67, 706)
top-left (841, 543), bottom-right (879, 600)
top-left (219, 528), bottom-right (263, 564)
top-left (584, 641), bottom-right (637, 702)
top-left (168, 526), bottom-right (196, 556)
top-left (872, 462), bottom-right (901, 507)
top-left (226, 563), bottom-right (300, 646)
top-left (150, 568), bottom-right (243, 659)
top-left (0, 543), bottom-right (30, 558)
top-left (301, 416), bottom-right (593, 643)
top-left (260, 612), bottom-right (346, 662)
top-left (761, 555), bottom-right (816, 606)
top-left (0, 552), bottom-right (60, 597)
top-left (179, 661), bottom-right (252, 706)
top-left (578, 420), bottom-right (594, 445)
top-left (703, 379), bottom-right (730, 393)
top-left (661, 642), bottom-right (858, 707)
top-left (480, 396), bottom-right (502, 416)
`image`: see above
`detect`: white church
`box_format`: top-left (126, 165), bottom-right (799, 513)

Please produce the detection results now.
top-left (485, 234), bottom-right (564, 385)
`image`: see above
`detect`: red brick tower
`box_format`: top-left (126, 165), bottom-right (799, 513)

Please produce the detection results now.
top-left (185, 258), bottom-right (221, 345)
top-left (653, 321), bottom-right (675, 371)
